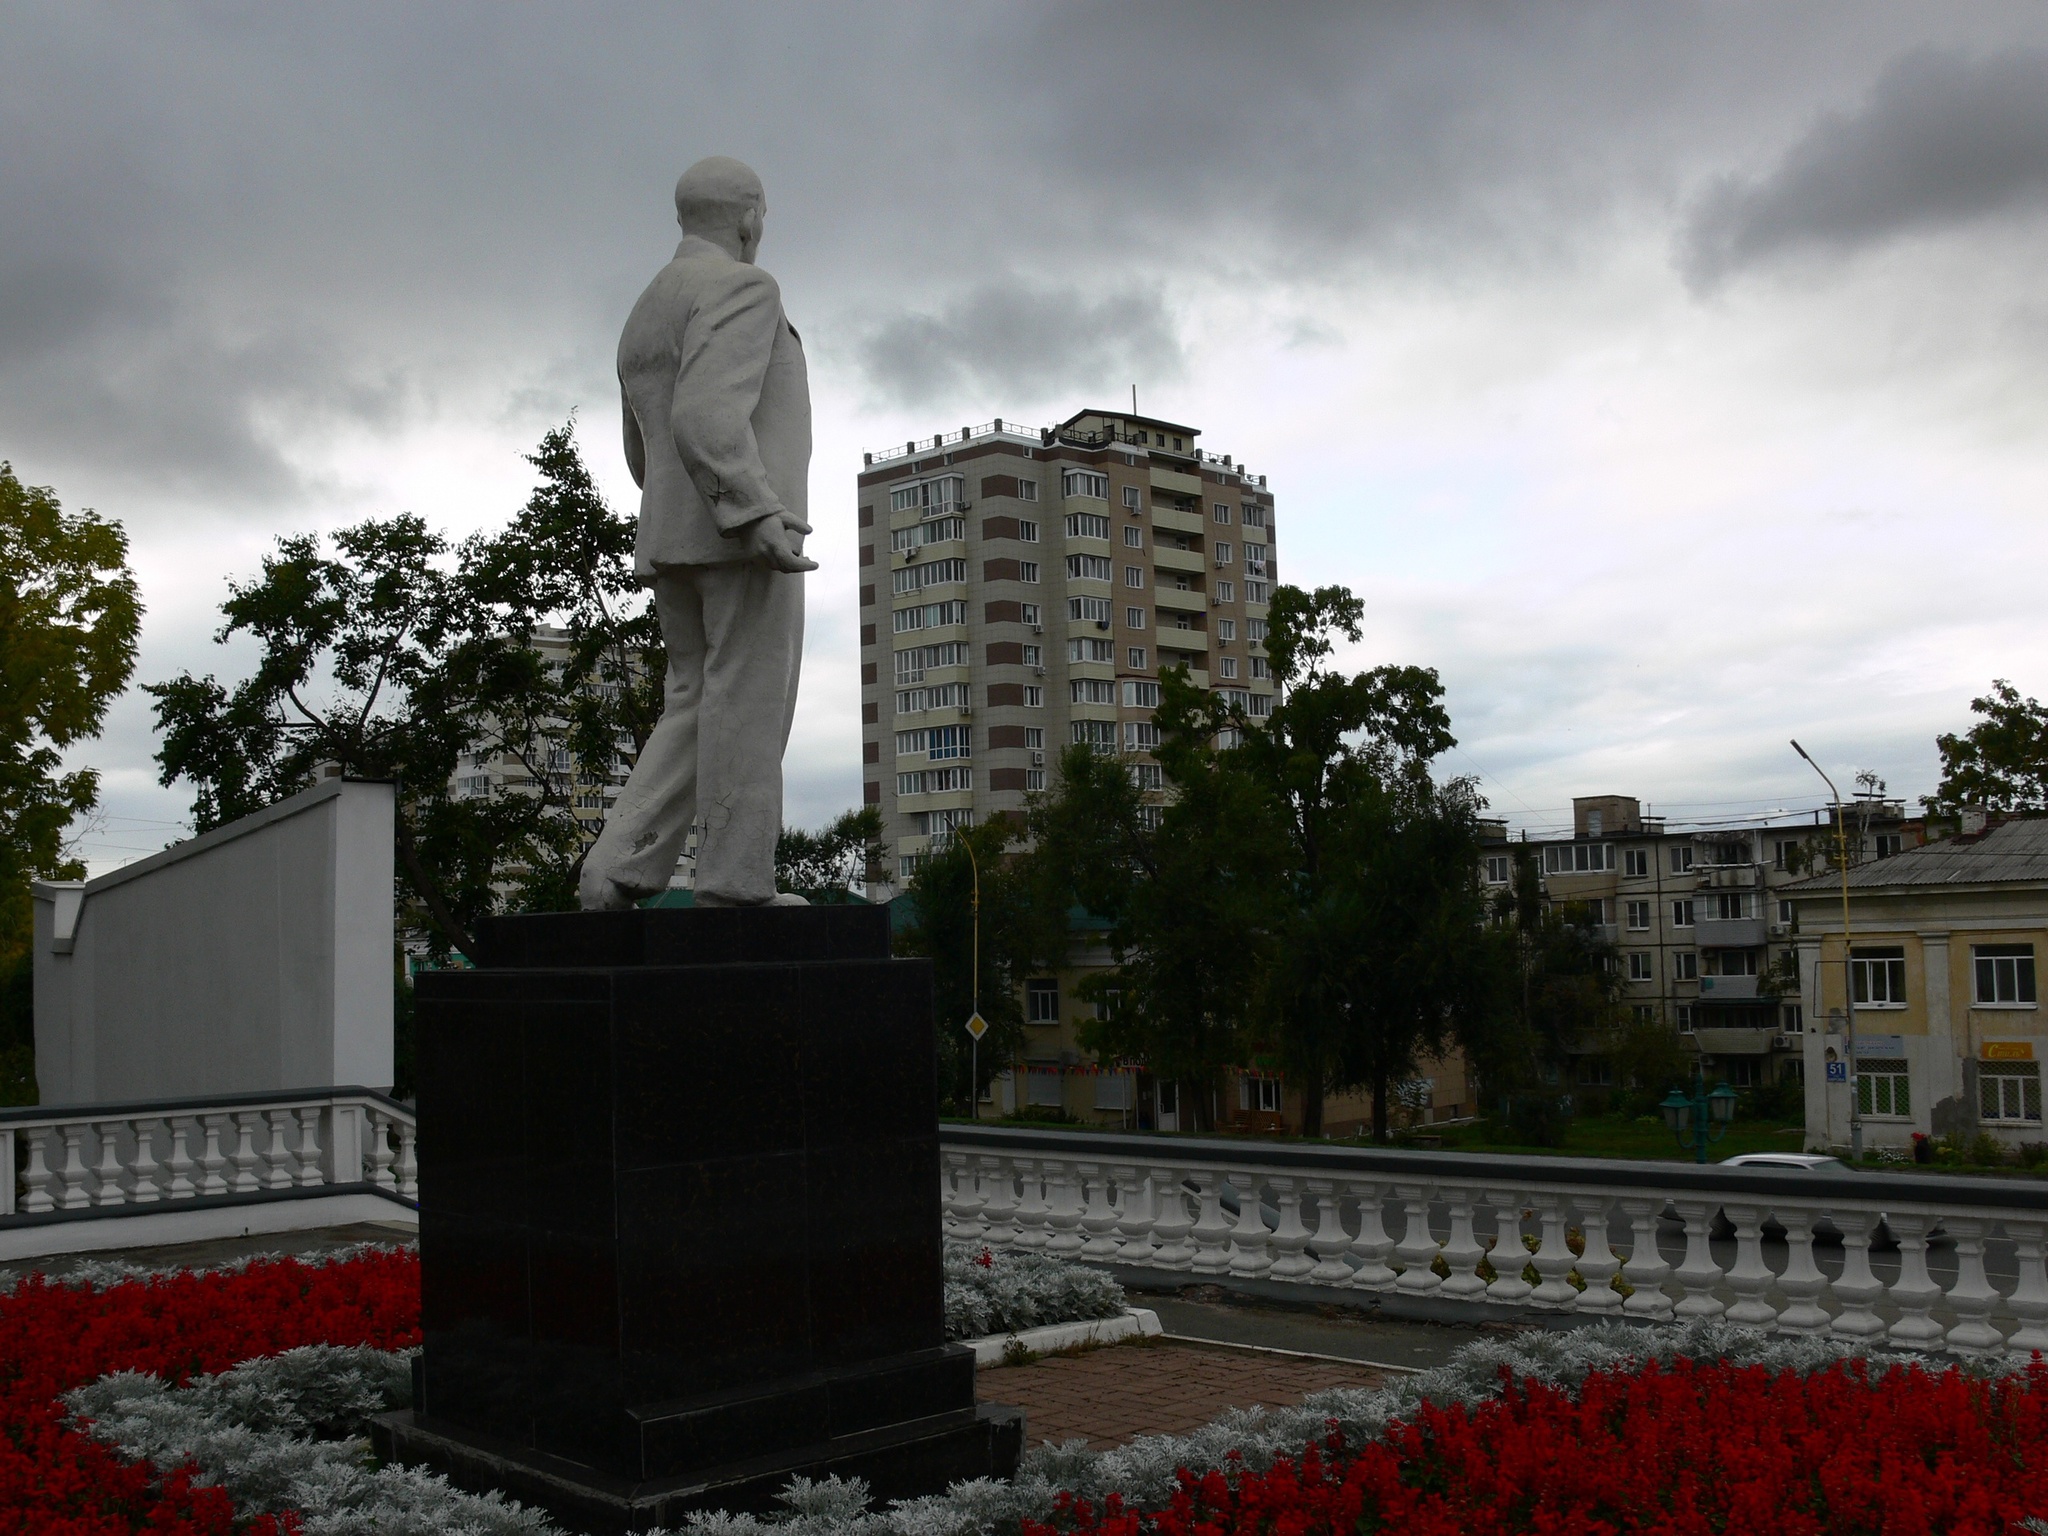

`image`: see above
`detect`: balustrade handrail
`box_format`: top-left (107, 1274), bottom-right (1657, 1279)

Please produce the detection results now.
top-left (0, 1085), bottom-right (411, 1128)
top-left (940, 1124), bottom-right (2048, 1217)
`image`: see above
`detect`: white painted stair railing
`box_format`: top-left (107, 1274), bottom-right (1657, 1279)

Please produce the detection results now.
top-left (940, 1124), bottom-right (2048, 1358)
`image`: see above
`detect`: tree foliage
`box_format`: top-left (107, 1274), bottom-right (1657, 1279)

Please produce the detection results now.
top-left (0, 464), bottom-right (142, 1102)
top-left (775, 807), bottom-right (882, 901)
top-left (1931, 680), bottom-right (2048, 814)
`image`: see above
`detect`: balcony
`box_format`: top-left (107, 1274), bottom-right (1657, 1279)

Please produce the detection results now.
top-left (1693, 1027), bottom-right (1773, 1056)
top-left (1155, 586), bottom-right (1208, 614)
top-left (1695, 916), bottom-right (1766, 948)
top-left (1693, 865), bottom-right (1758, 889)
top-left (1153, 546), bottom-right (1205, 575)
top-left (1156, 628), bottom-right (1209, 655)
top-left (1695, 974), bottom-right (1760, 1000)
top-left (1149, 467), bottom-right (1202, 498)
top-left (1150, 504), bottom-right (1205, 536)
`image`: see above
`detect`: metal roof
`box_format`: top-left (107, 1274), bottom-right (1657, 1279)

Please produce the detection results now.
top-left (1782, 817), bottom-right (2048, 894)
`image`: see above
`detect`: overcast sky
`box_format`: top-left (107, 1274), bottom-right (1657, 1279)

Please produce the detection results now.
top-left (8, 3), bottom-right (2048, 869)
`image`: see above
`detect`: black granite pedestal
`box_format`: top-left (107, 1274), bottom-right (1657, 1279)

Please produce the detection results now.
top-left (371, 905), bottom-right (1022, 1533)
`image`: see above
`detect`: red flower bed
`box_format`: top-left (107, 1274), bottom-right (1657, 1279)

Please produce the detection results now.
top-left (1033, 1357), bottom-right (2048, 1536)
top-left (0, 1249), bottom-right (419, 1535)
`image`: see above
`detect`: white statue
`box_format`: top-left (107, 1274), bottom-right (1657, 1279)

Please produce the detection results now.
top-left (580, 156), bottom-right (816, 911)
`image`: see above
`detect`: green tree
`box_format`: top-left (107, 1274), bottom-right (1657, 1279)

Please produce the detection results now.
top-left (1931, 680), bottom-right (2048, 813)
top-left (775, 807), bottom-right (882, 901)
top-left (0, 464), bottom-right (142, 1104)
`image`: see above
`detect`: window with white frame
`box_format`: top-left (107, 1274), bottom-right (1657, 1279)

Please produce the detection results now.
top-left (895, 724), bottom-right (971, 761)
top-left (1672, 899), bottom-right (1695, 928)
top-left (1019, 561), bottom-right (1040, 583)
top-left (893, 558), bottom-right (967, 596)
top-left (1213, 503), bottom-right (1232, 523)
top-left (1544, 843), bottom-right (1614, 874)
top-left (1981, 1061), bottom-right (2043, 1123)
top-left (1124, 525), bottom-right (1143, 547)
top-left (1025, 768), bottom-right (1047, 791)
top-left (1244, 580), bottom-right (1268, 603)
top-left (1850, 947), bottom-right (1907, 1007)
top-left (1250, 657), bottom-right (1270, 679)
top-left (1065, 511), bottom-right (1110, 540)
top-left (1021, 644), bottom-right (1042, 666)
top-left (1248, 694), bottom-right (1272, 717)
top-left (1626, 900), bottom-right (1650, 931)
top-left (1023, 686), bottom-right (1043, 707)
top-left (1857, 1058), bottom-right (1911, 1118)
top-left (1072, 719), bottom-right (1117, 751)
top-left (1023, 727), bottom-right (1044, 749)
top-left (1675, 950), bottom-right (1698, 981)
top-left (1121, 485), bottom-right (1140, 508)
top-left (1026, 979), bottom-right (1060, 1023)
top-left (1071, 678), bottom-right (1116, 705)
top-left (893, 600), bottom-right (967, 633)
top-left (1130, 763), bottom-right (1164, 791)
top-left (1247, 618), bottom-right (1267, 642)
top-left (1018, 519), bottom-right (1039, 542)
top-left (890, 475), bottom-right (964, 514)
top-left (1063, 469), bottom-right (1109, 499)
top-left (1241, 504), bottom-right (1266, 528)
top-left (1628, 952), bottom-right (1653, 982)
top-left (1676, 1004), bottom-right (1696, 1033)
top-left (1779, 900), bottom-right (1795, 925)
top-left (1021, 602), bottom-right (1041, 625)
top-left (1218, 656), bottom-right (1239, 679)
top-left (897, 767), bottom-right (972, 796)
top-left (892, 517), bottom-right (965, 552)
top-left (1124, 720), bottom-right (1160, 752)
top-left (1712, 892), bottom-right (1748, 921)
top-left (1017, 480), bottom-right (1039, 502)
top-left (1217, 619), bottom-right (1235, 642)
top-left (1214, 542), bottom-right (1232, 564)
top-left (1216, 580), bottom-right (1234, 602)
top-left (1067, 553), bottom-right (1112, 582)
top-left (1633, 1005), bottom-right (1656, 1025)
top-left (1126, 606), bottom-right (1147, 629)
top-left (1670, 845), bottom-right (1694, 874)
top-left (1127, 646), bottom-right (1147, 669)
top-left (1069, 596), bottom-right (1112, 622)
top-left (1624, 848), bottom-right (1649, 878)
top-left (1125, 565), bottom-right (1147, 587)
top-left (1239, 1075), bottom-right (1283, 1114)
top-left (1781, 1003), bottom-right (1803, 1036)
top-left (894, 641), bottom-right (969, 684)
top-left (1484, 854), bottom-right (1511, 884)
top-left (1068, 637), bottom-right (1114, 663)
top-left (1122, 680), bottom-right (1161, 708)
top-left (1974, 944), bottom-right (2038, 1006)
top-left (1243, 541), bottom-right (1268, 569)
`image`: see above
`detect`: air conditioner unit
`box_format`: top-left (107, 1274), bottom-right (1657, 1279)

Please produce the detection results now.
top-left (958, 705), bottom-right (973, 716)
top-left (1030, 624), bottom-right (1044, 634)
top-left (1769, 923), bottom-right (1788, 938)
top-left (958, 500), bottom-right (972, 510)
top-left (1030, 751), bottom-right (1045, 766)
top-left (1210, 596), bottom-right (1222, 607)
top-left (1214, 559), bottom-right (1227, 569)
top-left (1033, 666), bottom-right (1046, 677)
top-left (1095, 618), bottom-right (1111, 630)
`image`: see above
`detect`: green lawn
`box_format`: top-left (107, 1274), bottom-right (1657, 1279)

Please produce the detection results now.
top-left (1413, 1114), bottom-right (1809, 1163)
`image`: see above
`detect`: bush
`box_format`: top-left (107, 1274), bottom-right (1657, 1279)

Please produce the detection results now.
top-left (942, 1243), bottom-right (1124, 1340)
top-left (1966, 1132), bottom-right (2013, 1168)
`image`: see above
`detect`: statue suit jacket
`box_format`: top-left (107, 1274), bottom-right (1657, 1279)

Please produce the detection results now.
top-left (617, 233), bottom-right (812, 574)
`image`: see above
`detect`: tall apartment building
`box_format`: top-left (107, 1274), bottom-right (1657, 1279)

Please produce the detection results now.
top-left (857, 409), bottom-right (1280, 883)
top-left (1491, 794), bottom-right (1927, 1090)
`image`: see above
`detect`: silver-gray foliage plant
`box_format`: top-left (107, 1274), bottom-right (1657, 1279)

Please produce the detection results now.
top-left (941, 1242), bottom-right (1124, 1341)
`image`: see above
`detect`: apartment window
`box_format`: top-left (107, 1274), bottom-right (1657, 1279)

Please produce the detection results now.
top-left (1022, 686), bottom-right (1043, 707)
top-left (1213, 503), bottom-right (1232, 523)
top-left (1250, 657), bottom-right (1270, 680)
top-left (1218, 656), bottom-right (1239, 679)
top-left (1068, 637), bottom-right (1114, 663)
top-left (1703, 948), bottom-right (1759, 977)
top-left (1067, 554), bottom-right (1112, 582)
top-left (895, 724), bottom-right (971, 761)
top-left (1850, 947), bottom-right (1908, 1007)
top-left (1624, 848), bottom-right (1649, 878)
top-left (1020, 644), bottom-right (1042, 667)
top-left (1675, 951), bottom-right (1698, 981)
top-left (892, 600), bottom-right (967, 634)
top-left (1021, 602), bottom-right (1041, 626)
top-left (1713, 892), bottom-right (1748, 921)
top-left (1981, 1062), bottom-right (2043, 1123)
top-left (894, 641), bottom-right (969, 684)
top-left (1876, 833), bottom-right (1903, 859)
top-left (1018, 520), bottom-right (1039, 542)
top-left (1126, 606), bottom-right (1147, 629)
top-left (1121, 485), bottom-right (1140, 508)
top-left (1240, 1075), bottom-right (1283, 1114)
top-left (1071, 679), bottom-right (1116, 705)
top-left (1025, 768), bottom-right (1047, 791)
top-left (1018, 561), bottom-right (1040, 584)
top-left (1628, 952), bottom-right (1654, 983)
top-left (1677, 1005), bottom-right (1696, 1033)
top-left (1124, 525), bottom-right (1143, 548)
top-left (1248, 693), bottom-right (1272, 717)
top-left (1581, 898), bottom-right (1609, 925)
top-left (1543, 843), bottom-right (1614, 874)
top-left (1017, 480), bottom-right (1039, 502)
top-left (1214, 543), bottom-right (1233, 566)
top-left (1124, 720), bottom-right (1161, 752)
top-left (1065, 511), bottom-right (1110, 540)
top-left (1857, 1058), bottom-right (1911, 1118)
top-left (1625, 900), bottom-right (1650, 931)
top-left (1241, 504), bottom-right (1266, 528)
top-left (899, 854), bottom-right (924, 879)
top-left (1779, 900), bottom-right (1795, 925)
top-left (1128, 646), bottom-right (1147, 669)
top-left (1670, 845), bottom-right (1694, 874)
top-left (1072, 719), bottom-right (1117, 751)
top-left (1023, 727), bottom-right (1044, 749)
top-left (1479, 854), bottom-right (1509, 884)
top-left (895, 682), bottom-right (970, 714)
top-left (1974, 944), bottom-right (2038, 1005)
top-left (1773, 838), bottom-right (1798, 870)
top-left (1633, 1005), bottom-right (1656, 1025)
top-left (1131, 763), bottom-right (1164, 791)
top-left (1244, 580), bottom-right (1268, 603)
top-left (1217, 619), bottom-right (1235, 642)
top-left (1026, 979), bottom-right (1060, 1023)
top-left (892, 557), bottom-right (967, 596)
top-left (1069, 596), bottom-right (1112, 623)
top-left (1123, 680), bottom-right (1161, 708)
top-left (1243, 541), bottom-right (1268, 568)
top-left (1247, 618), bottom-right (1268, 642)
top-left (897, 766), bottom-right (973, 796)
top-left (1216, 580), bottom-right (1234, 602)
top-left (890, 474), bottom-right (963, 514)
top-left (1671, 899), bottom-right (1695, 928)
top-left (1063, 469), bottom-right (1109, 499)
top-left (892, 516), bottom-right (965, 552)
top-left (1125, 565), bottom-right (1147, 588)
top-left (1782, 1003), bottom-right (1804, 1036)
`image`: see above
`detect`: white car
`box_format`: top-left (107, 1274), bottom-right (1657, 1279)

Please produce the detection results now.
top-left (1652, 1153), bottom-right (1940, 1246)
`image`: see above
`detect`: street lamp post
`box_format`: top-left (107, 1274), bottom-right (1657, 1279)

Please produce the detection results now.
top-left (1791, 740), bottom-right (1862, 1160)
top-left (960, 831), bottom-right (982, 1120)
top-left (1659, 1066), bottom-right (1740, 1163)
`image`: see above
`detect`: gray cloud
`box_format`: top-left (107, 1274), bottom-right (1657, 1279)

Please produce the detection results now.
top-left (854, 283), bottom-right (1184, 410)
top-left (1680, 46), bottom-right (2048, 291)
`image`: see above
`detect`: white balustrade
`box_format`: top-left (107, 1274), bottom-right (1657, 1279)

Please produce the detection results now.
top-left (0, 1091), bottom-right (416, 1225)
top-left (940, 1126), bottom-right (2048, 1360)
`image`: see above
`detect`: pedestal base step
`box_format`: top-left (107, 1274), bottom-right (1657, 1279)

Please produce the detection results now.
top-left (372, 1402), bottom-right (1025, 1535)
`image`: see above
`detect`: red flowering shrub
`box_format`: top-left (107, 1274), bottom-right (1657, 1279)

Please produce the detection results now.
top-left (1031, 1357), bottom-right (2048, 1536)
top-left (0, 1249), bottom-right (419, 1535)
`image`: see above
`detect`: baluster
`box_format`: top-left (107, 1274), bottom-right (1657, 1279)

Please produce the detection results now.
top-left (364, 1112), bottom-right (397, 1192)
top-left (1721, 1203), bottom-right (1779, 1328)
top-left (1226, 1171), bottom-right (1275, 1277)
top-left (979, 1156), bottom-right (1019, 1246)
top-left (1572, 1197), bottom-right (1625, 1315)
top-left (1148, 1166), bottom-right (1197, 1270)
top-left (1617, 1198), bottom-right (1674, 1320)
top-left (1010, 1158), bottom-right (1049, 1249)
top-left (1304, 1178), bottom-right (1353, 1284)
top-left (1884, 1213), bottom-right (1947, 1349)
top-left (1670, 1199), bottom-right (1727, 1319)
top-left (164, 1119), bottom-right (196, 1199)
top-left (1528, 1194), bottom-right (1580, 1309)
top-left (1110, 1163), bottom-right (1156, 1263)
top-left (1828, 1209), bottom-right (1886, 1340)
top-left (295, 1107), bottom-right (325, 1187)
top-left (1042, 1161), bottom-right (1085, 1254)
top-left (1392, 1182), bottom-right (1441, 1295)
top-left (1188, 1170), bottom-right (1233, 1274)
top-left (394, 1119), bottom-right (418, 1199)
top-left (1078, 1163), bottom-right (1123, 1259)
top-left (942, 1150), bottom-right (979, 1237)
top-left (1267, 1175), bottom-right (1315, 1280)
top-left (229, 1114), bottom-right (262, 1192)
top-left (1484, 1191), bottom-right (1533, 1305)
top-left (1343, 1178), bottom-right (1397, 1291)
top-left (92, 1122), bottom-right (128, 1206)
top-left (1437, 1185), bottom-right (1488, 1299)
top-left (0, 1128), bottom-right (11, 1217)
top-left (1941, 1217), bottom-right (2004, 1356)
top-left (2004, 1220), bottom-right (2048, 1358)
top-left (128, 1120), bottom-right (162, 1204)
top-left (263, 1111), bottom-right (295, 1190)
top-left (22, 1128), bottom-right (56, 1213)
top-left (59, 1123), bottom-right (92, 1209)
top-left (1774, 1209), bottom-right (1831, 1334)
top-left (200, 1115), bottom-right (231, 1196)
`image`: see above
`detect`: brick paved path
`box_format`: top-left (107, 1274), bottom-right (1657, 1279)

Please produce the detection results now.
top-left (979, 1341), bottom-right (1388, 1449)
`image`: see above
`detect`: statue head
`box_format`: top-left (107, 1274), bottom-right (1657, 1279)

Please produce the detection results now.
top-left (674, 156), bottom-right (767, 264)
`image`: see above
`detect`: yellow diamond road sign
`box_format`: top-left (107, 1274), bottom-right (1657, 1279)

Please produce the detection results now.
top-left (964, 1012), bottom-right (988, 1040)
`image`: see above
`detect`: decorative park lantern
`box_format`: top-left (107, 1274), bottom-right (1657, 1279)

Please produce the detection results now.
top-left (1661, 1068), bottom-right (1740, 1163)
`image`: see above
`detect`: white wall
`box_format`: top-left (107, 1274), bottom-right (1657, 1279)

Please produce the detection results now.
top-left (32, 779), bottom-right (395, 1105)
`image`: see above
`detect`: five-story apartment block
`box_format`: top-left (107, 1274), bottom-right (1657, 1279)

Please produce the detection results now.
top-left (857, 409), bottom-right (1279, 883)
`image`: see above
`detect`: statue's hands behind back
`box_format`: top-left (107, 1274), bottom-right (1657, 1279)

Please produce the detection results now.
top-left (739, 510), bottom-right (818, 573)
